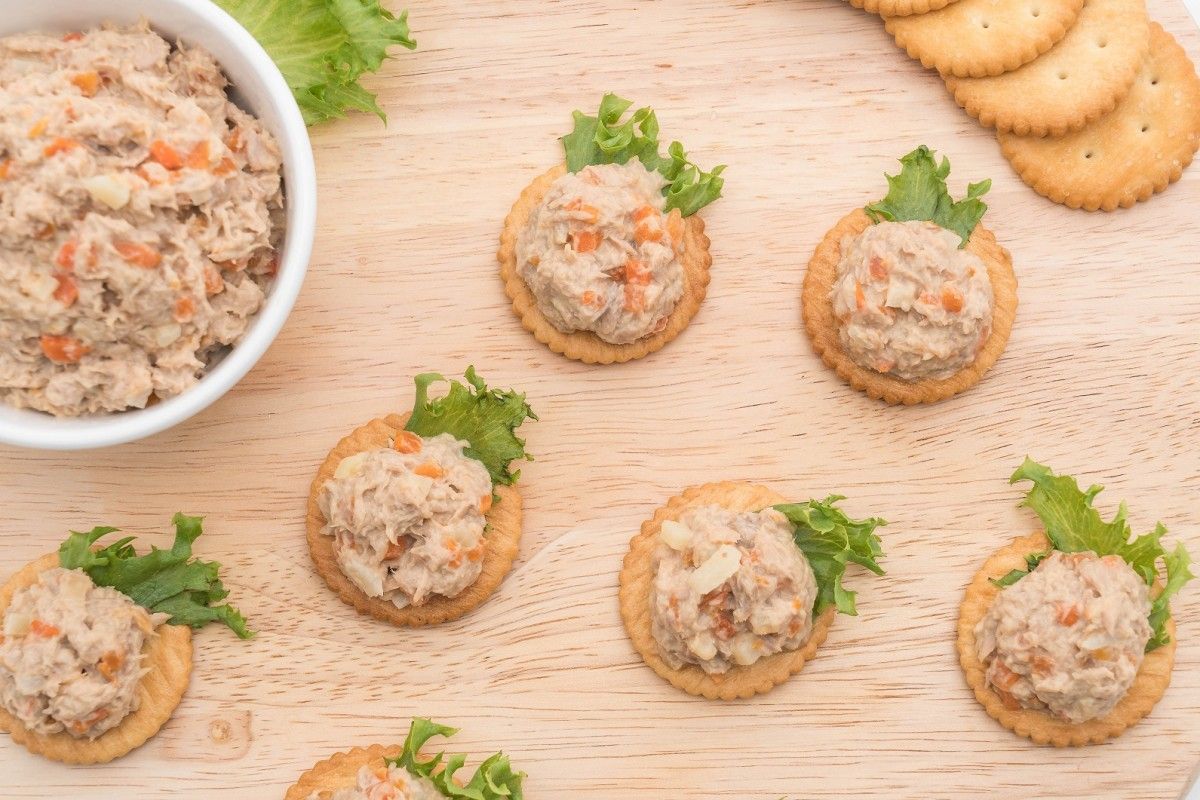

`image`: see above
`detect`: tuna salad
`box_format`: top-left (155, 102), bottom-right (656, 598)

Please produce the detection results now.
top-left (516, 161), bottom-right (685, 344)
top-left (0, 567), bottom-right (164, 739)
top-left (318, 432), bottom-right (495, 609)
top-left (651, 504), bottom-right (818, 674)
top-left (975, 550), bottom-right (1152, 723)
top-left (306, 763), bottom-right (444, 800)
top-left (830, 220), bottom-right (993, 381)
top-left (0, 22), bottom-right (284, 416)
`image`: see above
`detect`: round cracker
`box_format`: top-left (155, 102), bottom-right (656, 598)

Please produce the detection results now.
top-left (800, 209), bottom-right (1018, 406)
top-left (944, 0), bottom-right (1149, 136)
top-left (847, 0), bottom-right (963, 16)
top-left (999, 23), bottom-right (1200, 211)
top-left (306, 414), bottom-right (523, 627)
top-left (0, 554), bottom-right (193, 764)
top-left (285, 744), bottom-right (404, 800)
top-left (958, 532), bottom-right (1177, 746)
top-left (618, 481), bottom-right (837, 700)
top-left (886, 0), bottom-right (1086, 78)
top-left (497, 165), bottom-right (712, 364)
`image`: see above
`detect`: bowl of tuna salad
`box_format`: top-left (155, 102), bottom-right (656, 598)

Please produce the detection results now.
top-left (0, 0), bottom-right (316, 449)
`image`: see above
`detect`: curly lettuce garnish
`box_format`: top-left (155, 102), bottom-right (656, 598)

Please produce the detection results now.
top-left (214, 0), bottom-right (416, 125)
top-left (404, 367), bottom-right (536, 487)
top-left (864, 145), bottom-right (990, 248)
top-left (58, 514), bottom-right (252, 638)
top-left (998, 459), bottom-right (1193, 652)
top-left (771, 497), bottom-right (887, 616)
top-left (389, 718), bottom-right (524, 800)
top-left (561, 93), bottom-right (725, 216)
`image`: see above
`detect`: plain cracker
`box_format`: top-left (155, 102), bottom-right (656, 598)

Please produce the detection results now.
top-left (618, 481), bottom-right (836, 700)
top-left (285, 744), bottom-right (404, 800)
top-left (0, 553), bottom-right (193, 764)
top-left (801, 209), bottom-right (1018, 406)
top-left (847, 0), bottom-right (962, 16)
top-left (944, 0), bottom-right (1149, 136)
top-left (999, 23), bottom-right (1200, 211)
top-left (306, 414), bottom-right (523, 627)
top-left (957, 532), bottom-right (1176, 746)
top-left (887, 0), bottom-right (1086, 78)
top-left (498, 165), bottom-right (712, 364)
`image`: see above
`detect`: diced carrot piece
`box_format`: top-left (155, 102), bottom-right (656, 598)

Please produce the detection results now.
top-left (632, 205), bottom-right (658, 222)
top-left (204, 264), bottom-right (224, 296)
top-left (996, 687), bottom-right (1022, 710)
top-left (941, 285), bottom-right (964, 313)
top-left (114, 240), bottom-right (161, 268)
top-left (624, 258), bottom-right (650, 285)
top-left (393, 430), bottom-right (422, 454)
top-left (1056, 604), bottom-right (1080, 626)
top-left (186, 140), bottom-right (210, 170)
top-left (43, 137), bottom-right (79, 157)
top-left (62, 32), bottom-right (85, 42)
top-left (173, 296), bottom-right (195, 322)
top-left (414, 461), bottom-right (444, 479)
top-left (213, 157), bottom-right (237, 176)
top-left (869, 256), bottom-right (888, 280)
top-left (479, 494), bottom-right (493, 513)
top-left (149, 140), bottom-right (183, 170)
top-left (855, 282), bottom-right (866, 310)
top-left (991, 662), bottom-right (1020, 690)
top-left (225, 128), bottom-right (243, 152)
top-left (29, 619), bottom-right (60, 638)
top-left (56, 241), bottom-right (77, 270)
top-left (634, 223), bottom-right (663, 245)
top-left (466, 544), bottom-right (484, 563)
top-left (873, 359), bottom-right (894, 374)
top-left (70, 71), bottom-right (100, 97)
top-left (581, 290), bottom-right (602, 308)
top-left (623, 284), bottom-right (645, 313)
top-left (27, 118), bottom-right (48, 138)
top-left (572, 229), bottom-right (600, 253)
top-left (53, 274), bottom-right (78, 307)
top-left (40, 335), bottom-right (89, 364)
top-left (0, 159), bottom-right (10, 180)
top-left (98, 651), bottom-right (123, 681)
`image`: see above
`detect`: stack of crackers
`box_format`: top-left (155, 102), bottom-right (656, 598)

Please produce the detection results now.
top-left (850, 0), bottom-right (1200, 210)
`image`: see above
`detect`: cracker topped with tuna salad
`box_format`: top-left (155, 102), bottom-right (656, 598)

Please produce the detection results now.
top-left (802, 146), bottom-right (1017, 405)
top-left (0, 514), bottom-right (250, 764)
top-left (306, 368), bottom-right (536, 627)
top-left (959, 461), bottom-right (1192, 746)
top-left (0, 22), bottom-right (284, 416)
top-left (619, 481), bottom-right (886, 699)
top-left (499, 94), bottom-right (723, 364)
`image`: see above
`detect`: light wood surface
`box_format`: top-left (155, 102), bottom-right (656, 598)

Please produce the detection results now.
top-left (2, 1), bottom-right (1199, 797)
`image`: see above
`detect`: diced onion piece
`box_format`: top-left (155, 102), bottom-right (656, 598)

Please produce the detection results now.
top-left (23, 273), bottom-right (59, 301)
top-left (339, 556), bottom-right (384, 598)
top-left (688, 544), bottom-right (742, 595)
top-left (688, 633), bottom-right (717, 662)
top-left (731, 632), bottom-right (762, 666)
top-left (659, 519), bottom-right (692, 551)
top-left (3, 610), bottom-right (32, 637)
top-left (151, 323), bottom-right (181, 347)
top-left (82, 175), bottom-right (130, 209)
top-left (334, 452), bottom-right (368, 479)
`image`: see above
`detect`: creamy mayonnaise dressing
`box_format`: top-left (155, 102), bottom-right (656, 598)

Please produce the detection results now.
top-left (830, 220), bottom-right (993, 381)
top-left (0, 23), bottom-right (284, 416)
top-left (0, 567), bottom-right (164, 739)
top-left (650, 504), bottom-right (817, 674)
top-left (305, 763), bottom-right (444, 800)
top-left (516, 161), bottom-right (684, 344)
top-left (975, 550), bottom-right (1152, 723)
top-left (318, 432), bottom-right (494, 609)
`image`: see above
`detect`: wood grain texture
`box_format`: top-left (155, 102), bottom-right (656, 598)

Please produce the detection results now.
top-left (0, 1), bottom-right (1197, 797)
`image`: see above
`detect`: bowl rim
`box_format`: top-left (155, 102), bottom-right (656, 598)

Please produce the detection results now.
top-left (0, 0), bottom-right (317, 451)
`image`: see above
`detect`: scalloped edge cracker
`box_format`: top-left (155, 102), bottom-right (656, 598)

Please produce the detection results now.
top-left (285, 744), bottom-right (404, 800)
top-left (886, 0), bottom-right (1085, 78)
top-left (498, 165), bottom-right (712, 365)
top-left (957, 532), bottom-right (1176, 746)
top-left (618, 481), bottom-right (836, 700)
top-left (801, 209), bottom-right (1018, 405)
top-left (999, 23), bottom-right (1200, 211)
top-left (848, 0), bottom-right (962, 16)
top-left (0, 553), bottom-right (193, 764)
top-left (306, 413), bottom-right (523, 627)
top-left (944, 0), bottom-right (1149, 136)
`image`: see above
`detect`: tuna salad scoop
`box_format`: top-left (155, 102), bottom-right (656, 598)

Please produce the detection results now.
top-left (0, 22), bottom-right (285, 416)
top-left (307, 368), bottom-right (536, 627)
top-left (619, 481), bottom-right (886, 699)
top-left (500, 94), bottom-right (722, 363)
top-left (958, 460), bottom-right (1193, 746)
top-left (286, 719), bottom-right (525, 800)
top-left (802, 146), bottom-right (1018, 404)
top-left (0, 514), bottom-right (250, 763)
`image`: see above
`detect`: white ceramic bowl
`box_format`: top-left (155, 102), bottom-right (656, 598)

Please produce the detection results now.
top-left (0, 0), bottom-right (316, 450)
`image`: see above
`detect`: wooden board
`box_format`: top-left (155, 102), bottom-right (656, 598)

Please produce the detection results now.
top-left (2, 1), bottom-right (1198, 797)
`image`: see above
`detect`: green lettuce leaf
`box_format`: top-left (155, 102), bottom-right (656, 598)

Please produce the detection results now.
top-left (58, 514), bottom-right (252, 639)
top-left (389, 718), bottom-right (524, 800)
top-left (560, 93), bottom-right (724, 216)
top-left (214, 0), bottom-right (416, 126)
top-left (404, 367), bottom-right (536, 487)
top-left (864, 145), bottom-right (990, 247)
top-left (1008, 459), bottom-right (1193, 651)
top-left (771, 497), bottom-right (886, 616)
